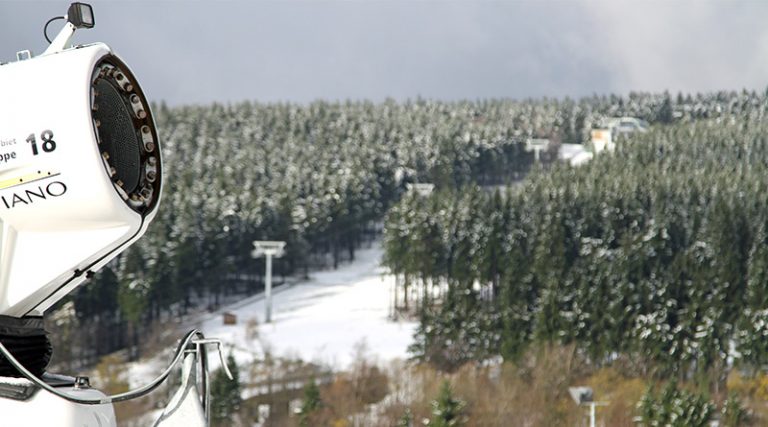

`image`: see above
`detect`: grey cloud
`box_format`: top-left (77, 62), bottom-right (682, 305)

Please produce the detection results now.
top-left (0, 1), bottom-right (765, 105)
top-left (581, 1), bottom-right (768, 94)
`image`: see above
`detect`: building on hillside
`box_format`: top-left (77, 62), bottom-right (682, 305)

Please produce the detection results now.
top-left (591, 128), bottom-right (614, 154)
top-left (604, 116), bottom-right (650, 134)
top-left (591, 116), bottom-right (649, 154)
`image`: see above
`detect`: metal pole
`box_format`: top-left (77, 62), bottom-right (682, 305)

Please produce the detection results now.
top-left (589, 402), bottom-right (596, 427)
top-left (265, 253), bottom-right (272, 323)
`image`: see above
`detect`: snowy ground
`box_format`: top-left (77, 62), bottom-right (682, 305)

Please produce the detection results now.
top-left (197, 241), bottom-right (417, 371)
top-left (126, 241), bottom-right (416, 388)
top-left (559, 143), bottom-right (593, 166)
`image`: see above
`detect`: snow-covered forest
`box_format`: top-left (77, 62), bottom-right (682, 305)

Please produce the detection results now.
top-left (38, 88), bottom-right (768, 425)
top-left (386, 118), bottom-right (768, 381)
top-left (54, 89), bottom-right (766, 373)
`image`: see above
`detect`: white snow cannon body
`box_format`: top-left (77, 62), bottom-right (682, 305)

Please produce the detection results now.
top-left (0, 38), bottom-right (161, 319)
top-left (0, 4), bottom-right (229, 427)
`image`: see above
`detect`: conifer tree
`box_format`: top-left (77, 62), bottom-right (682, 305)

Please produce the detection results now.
top-left (211, 354), bottom-right (242, 427)
top-left (721, 393), bottom-right (750, 427)
top-left (430, 380), bottom-right (467, 427)
top-left (397, 408), bottom-right (413, 427)
top-left (636, 383), bottom-right (714, 427)
top-left (298, 378), bottom-right (322, 427)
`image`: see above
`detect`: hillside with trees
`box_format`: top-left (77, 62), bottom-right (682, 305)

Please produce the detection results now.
top-left (383, 96), bottom-right (768, 408)
top-left (53, 89), bottom-right (767, 374)
top-left (39, 88), bottom-right (768, 425)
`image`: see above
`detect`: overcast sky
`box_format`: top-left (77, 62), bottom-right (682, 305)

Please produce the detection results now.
top-left (1, 0), bottom-right (767, 105)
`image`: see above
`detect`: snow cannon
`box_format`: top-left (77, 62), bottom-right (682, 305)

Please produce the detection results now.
top-left (0, 3), bottom-right (161, 320)
top-left (0, 5), bottom-right (229, 427)
top-left (0, 1), bottom-right (161, 388)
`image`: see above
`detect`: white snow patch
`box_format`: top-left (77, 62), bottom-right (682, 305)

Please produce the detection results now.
top-left (126, 241), bottom-right (416, 389)
top-left (559, 143), bottom-right (593, 166)
top-left (198, 242), bottom-right (417, 371)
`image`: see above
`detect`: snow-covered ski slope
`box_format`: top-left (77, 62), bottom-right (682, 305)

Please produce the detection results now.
top-left (194, 241), bottom-right (416, 370)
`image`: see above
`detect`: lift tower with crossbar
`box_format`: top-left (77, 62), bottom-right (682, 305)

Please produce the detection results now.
top-left (252, 241), bottom-right (287, 323)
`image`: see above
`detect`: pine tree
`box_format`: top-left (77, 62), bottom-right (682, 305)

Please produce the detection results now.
top-left (210, 354), bottom-right (242, 427)
top-left (429, 380), bottom-right (467, 427)
top-left (499, 200), bottom-right (535, 361)
top-left (298, 378), bottom-right (322, 427)
top-left (397, 408), bottom-right (413, 427)
top-left (721, 393), bottom-right (750, 427)
top-left (657, 92), bottom-right (674, 124)
top-left (635, 383), bottom-right (715, 427)
top-left (737, 223), bottom-right (768, 369)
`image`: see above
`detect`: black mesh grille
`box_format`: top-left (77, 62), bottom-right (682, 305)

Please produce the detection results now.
top-left (91, 55), bottom-right (161, 214)
top-left (93, 79), bottom-right (141, 194)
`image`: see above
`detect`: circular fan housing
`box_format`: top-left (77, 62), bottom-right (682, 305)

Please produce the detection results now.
top-left (91, 56), bottom-right (160, 214)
